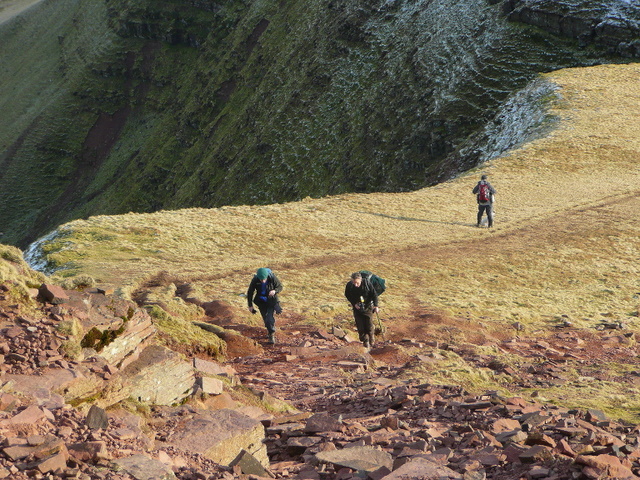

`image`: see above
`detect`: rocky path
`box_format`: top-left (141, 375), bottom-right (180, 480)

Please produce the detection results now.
top-left (223, 318), bottom-right (640, 480)
top-left (3, 282), bottom-right (640, 480)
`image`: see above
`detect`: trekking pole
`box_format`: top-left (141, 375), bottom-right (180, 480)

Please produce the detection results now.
top-left (376, 311), bottom-right (386, 341)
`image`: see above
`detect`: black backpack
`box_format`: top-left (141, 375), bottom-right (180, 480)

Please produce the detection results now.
top-left (360, 270), bottom-right (387, 295)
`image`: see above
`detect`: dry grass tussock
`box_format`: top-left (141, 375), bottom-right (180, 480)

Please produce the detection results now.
top-left (47, 63), bottom-right (640, 334)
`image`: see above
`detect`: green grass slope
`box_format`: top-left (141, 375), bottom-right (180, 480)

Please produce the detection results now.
top-left (0, 0), bottom-right (120, 243)
top-left (0, 0), bottom-right (618, 247)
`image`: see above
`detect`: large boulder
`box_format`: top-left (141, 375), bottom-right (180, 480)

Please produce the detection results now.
top-left (38, 284), bottom-right (69, 304)
top-left (100, 345), bottom-right (194, 407)
top-left (167, 408), bottom-right (268, 467)
top-left (59, 290), bottom-right (156, 368)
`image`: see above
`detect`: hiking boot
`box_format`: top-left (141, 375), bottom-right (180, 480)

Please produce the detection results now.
top-left (268, 333), bottom-right (276, 344)
top-left (362, 338), bottom-right (370, 349)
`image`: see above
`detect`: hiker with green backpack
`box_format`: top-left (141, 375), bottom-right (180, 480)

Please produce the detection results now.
top-left (344, 271), bottom-right (382, 349)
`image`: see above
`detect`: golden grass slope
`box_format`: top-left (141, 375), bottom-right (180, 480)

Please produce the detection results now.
top-left (39, 62), bottom-right (640, 333)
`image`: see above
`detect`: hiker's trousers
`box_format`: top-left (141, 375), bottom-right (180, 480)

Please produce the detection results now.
top-left (257, 303), bottom-right (276, 335)
top-left (477, 204), bottom-right (493, 226)
top-left (353, 307), bottom-right (375, 345)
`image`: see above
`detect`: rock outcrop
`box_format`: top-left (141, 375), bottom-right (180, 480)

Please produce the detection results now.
top-left (0, 273), bottom-right (279, 479)
top-left (503, 0), bottom-right (640, 57)
top-left (101, 345), bottom-right (195, 407)
top-left (63, 288), bottom-right (156, 369)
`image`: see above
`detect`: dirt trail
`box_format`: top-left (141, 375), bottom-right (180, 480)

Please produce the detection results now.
top-left (222, 304), bottom-right (640, 415)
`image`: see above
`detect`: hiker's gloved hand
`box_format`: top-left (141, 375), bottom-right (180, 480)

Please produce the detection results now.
top-left (268, 290), bottom-right (276, 297)
top-left (373, 307), bottom-right (380, 313)
top-left (354, 303), bottom-right (361, 310)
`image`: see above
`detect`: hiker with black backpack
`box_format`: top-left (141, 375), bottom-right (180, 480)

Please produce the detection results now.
top-left (472, 174), bottom-right (496, 228)
top-left (344, 271), bottom-right (379, 349)
top-left (247, 268), bottom-right (283, 344)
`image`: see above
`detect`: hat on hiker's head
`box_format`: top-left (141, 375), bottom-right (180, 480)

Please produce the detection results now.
top-left (256, 268), bottom-right (269, 280)
top-left (481, 174), bottom-right (487, 180)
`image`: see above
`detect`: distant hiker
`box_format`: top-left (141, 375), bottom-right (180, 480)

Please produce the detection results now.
top-left (247, 268), bottom-right (283, 344)
top-left (344, 272), bottom-right (379, 349)
top-left (472, 174), bottom-right (496, 228)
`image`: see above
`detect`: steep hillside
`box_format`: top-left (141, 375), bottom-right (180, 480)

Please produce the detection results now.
top-left (23, 62), bottom-right (640, 418)
top-left (1, 0), bottom-right (633, 247)
top-left (0, 0), bottom-right (121, 243)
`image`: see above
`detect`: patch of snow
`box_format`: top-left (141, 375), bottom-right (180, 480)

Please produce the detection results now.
top-left (23, 229), bottom-right (64, 275)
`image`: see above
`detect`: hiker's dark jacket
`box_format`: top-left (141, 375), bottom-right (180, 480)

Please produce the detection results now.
top-left (247, 273), bottom-right (283, 308)
top-left (472, 181), bottom-right (496, 205)
top-left (345, 279), bottom-right (378, 308)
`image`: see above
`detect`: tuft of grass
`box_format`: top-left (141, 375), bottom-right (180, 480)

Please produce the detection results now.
top-left (229, 385), bottom-right (299, 415)
top-left (57, 274), bottom-right (96, 290)
top-left (0, 244), bottom-right (48, 311)
top-left (399, 350), bottom-right (513, 396)
top-left (147, 305), bottom-right (226, 359)
top-left (57, 318), bottom-right (83, 337)
top-left (81, 320), bottom-right (127, 352)
top-left (57, 318), bottom-right (84, 360)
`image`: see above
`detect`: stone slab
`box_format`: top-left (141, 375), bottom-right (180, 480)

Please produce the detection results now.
top-left (380, 457), bottom-right (463, 479)
top-left (112, 454), bottom-right (176, 480)
top-left (315, 446), bottom-right (393, 472)
top-left (200, 377), bottom-right (224, 395)
top-left (104, 345), bottom-right (195, 406)
top-left (168, 408), bottom-right (267, 467)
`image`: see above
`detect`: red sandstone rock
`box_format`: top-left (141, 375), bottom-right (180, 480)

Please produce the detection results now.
top-left (38, 284), bottom-right (69, 304)
top-left (67, 441), bottom-right (110, 463)
top-left (491, 418), bottom-right (520, 433)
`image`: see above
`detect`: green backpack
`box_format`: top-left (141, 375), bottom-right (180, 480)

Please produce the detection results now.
top-left (360, 270), bottom-right (387, 296)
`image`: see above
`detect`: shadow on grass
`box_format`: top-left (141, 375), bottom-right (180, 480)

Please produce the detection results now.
top-left (355, 210), bottom-right (478, 228)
